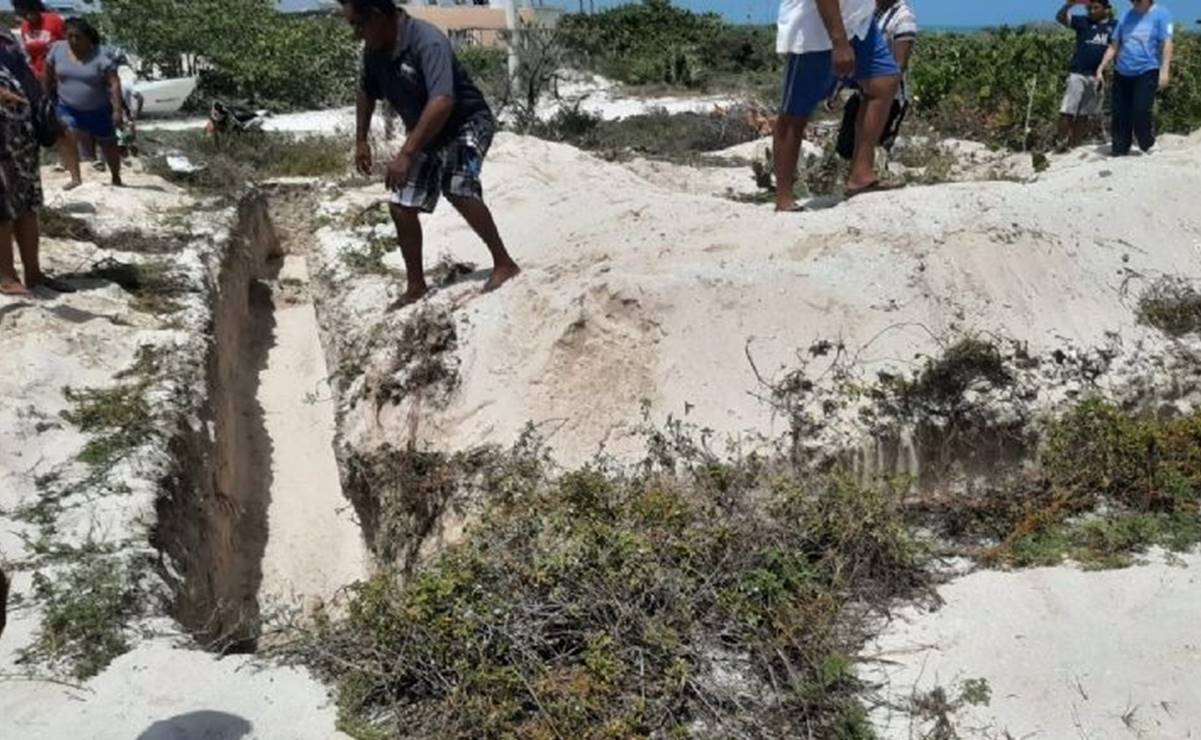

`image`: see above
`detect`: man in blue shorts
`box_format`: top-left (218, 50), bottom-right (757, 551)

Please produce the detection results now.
top-left (774, 0), bottom-right (900, 211)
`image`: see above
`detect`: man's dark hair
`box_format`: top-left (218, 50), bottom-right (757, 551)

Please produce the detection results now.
top-left (336, 0), bottom-right (399, 16)
top-left (65, 17), bottom-right (102, 46)
top-left (12, 0), bottom-right (49, 13)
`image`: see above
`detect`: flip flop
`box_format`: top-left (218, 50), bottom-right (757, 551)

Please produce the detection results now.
top-left (844, 180), bottom-right (906, 200)
top-left (38, 276), bottom-right (77, 294)
top-left (774, 203), bottom-right (808, 213)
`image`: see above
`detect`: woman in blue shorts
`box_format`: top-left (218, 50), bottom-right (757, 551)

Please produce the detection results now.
top-left (45, 17), bottom-right (123, 188)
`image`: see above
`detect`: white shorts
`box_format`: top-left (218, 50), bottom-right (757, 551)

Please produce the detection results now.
top-left (1061, 73), bottom-right (1103, 117)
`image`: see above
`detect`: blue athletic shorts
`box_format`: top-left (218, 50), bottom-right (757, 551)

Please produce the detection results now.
top-left (56, 102), bottom-right (117, 141)
top-left (780, 22), bottom-right (900, 118)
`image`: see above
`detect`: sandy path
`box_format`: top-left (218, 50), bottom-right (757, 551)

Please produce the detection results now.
top-left (2, 640), bottom-right (348, 740)
top-left (258, 256), bottom-right (365, 612)
top-left (863, 551), bottom-right (1201, 738)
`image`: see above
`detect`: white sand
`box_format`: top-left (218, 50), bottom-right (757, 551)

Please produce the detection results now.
top-left (141, 76), bottom-right (743, 138)
top-left (0, 168), bottom-right (346, 738)
top-left (863, 551), bottom-right (1201, 739)
top-left (258, 256), bottom-right (366, 613)
top-left (304, 126), bottom-right (1201, 736)
top-left (312, 128), bottom-right (1201, 468)
top-left (5, 105), bottom-right (1201, 738)
top-left (3, 637), bottom-right (347, 740)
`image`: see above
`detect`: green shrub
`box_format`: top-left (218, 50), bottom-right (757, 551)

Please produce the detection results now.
top-left (458, 45), bottom-right (509, 85)
top-left (560, 1), bottom-right (779, 89)
top-left (911, 29), bottom-right (1201, 150)
top-left (1137, 276), bottom-right (1201, 338)
top-left (19, 557), bottom-right (144, 680)
top-left (144, 130), bottom-right (349, 192)
top-left (304, 446), bottom-right (922, 739)
top-left (99, 0), bottom-right (359, 110)
top-left (561, 4), bottom-right (1200, 149)
top-left (533, 106), bottom-right (760, 162)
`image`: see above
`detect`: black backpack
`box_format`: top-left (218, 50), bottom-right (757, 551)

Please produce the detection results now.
top-left (835, 93), bottom-right (909, 161)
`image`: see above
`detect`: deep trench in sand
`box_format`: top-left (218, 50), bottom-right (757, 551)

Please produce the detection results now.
top-left (255, 248), bottom-right (366, 614)
top-left (153, 191), bottom-right (365, 651)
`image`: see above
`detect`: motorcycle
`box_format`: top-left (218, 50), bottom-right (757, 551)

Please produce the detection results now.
top-left (206, 100), bottom-right (269, 137)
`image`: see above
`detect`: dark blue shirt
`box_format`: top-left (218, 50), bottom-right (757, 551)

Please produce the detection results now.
top-left (360, 13), bottom-right (491, 150)
top-left (1069, 15), bottom-right (1116, 76)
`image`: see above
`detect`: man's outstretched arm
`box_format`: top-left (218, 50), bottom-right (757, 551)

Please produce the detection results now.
top-left (355, 89), bottom-right (378, 175)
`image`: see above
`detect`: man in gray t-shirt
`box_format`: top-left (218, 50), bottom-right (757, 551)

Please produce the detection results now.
top-left (341, 0), bottom-right (520, 308)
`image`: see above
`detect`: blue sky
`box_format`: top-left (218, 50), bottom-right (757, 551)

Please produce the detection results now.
top-left (589, 0), bottom-right (1181, 27)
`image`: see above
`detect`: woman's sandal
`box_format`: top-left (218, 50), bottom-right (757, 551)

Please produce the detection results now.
top-left (38, 276), bottom-right (77, 294)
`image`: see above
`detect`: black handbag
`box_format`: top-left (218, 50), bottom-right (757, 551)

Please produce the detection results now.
top-left (836, 93), bottom-right (909, 161)
top-left (32, 95), bottom-right (61, 148)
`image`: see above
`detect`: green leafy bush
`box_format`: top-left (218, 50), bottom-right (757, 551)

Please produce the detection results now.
top-left (561, 4), bottom-right (1200, 149)
top-left (304, 443), bottom-right (922, 739)
top-left (533, 106), bottom-right (760, 162)
top-left (910, 28), bottom-right (1201, 149)
top-left (20, 557), bottom-right (144, 680)
top-left (98, 0), bottom-right (359, 110)
top-left (560, 0), bottom-right (779, 89)
top-left (144, 130), bottom-right (349, 192)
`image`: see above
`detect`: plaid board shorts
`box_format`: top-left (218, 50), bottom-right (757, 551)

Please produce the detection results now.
top-left (391, 114), bottom-right (495, 213)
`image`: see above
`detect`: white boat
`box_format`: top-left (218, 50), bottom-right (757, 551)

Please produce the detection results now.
top-left (131, 76), bottom-right (199, 117)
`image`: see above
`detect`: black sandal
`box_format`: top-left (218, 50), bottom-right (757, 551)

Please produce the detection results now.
top-left (39, 276), bottom-right (77, 294)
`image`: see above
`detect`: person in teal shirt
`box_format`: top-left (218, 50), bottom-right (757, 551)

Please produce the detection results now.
top-left (1096, 0), bottom-right (1175, 155)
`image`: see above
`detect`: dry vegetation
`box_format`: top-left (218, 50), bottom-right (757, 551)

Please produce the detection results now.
top-left (286, 334), bottom-right (1201, 739)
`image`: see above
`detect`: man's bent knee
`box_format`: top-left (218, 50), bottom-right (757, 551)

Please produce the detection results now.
top-left (860, 75), bottom-right (899, 100)
top-left (776, 113), bottom-right (808, 135)
top-left (445, 193), bottom-right (484, 209)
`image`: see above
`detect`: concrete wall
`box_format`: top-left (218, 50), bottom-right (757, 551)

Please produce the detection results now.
top-left (408, 6), bottom-right (562, 48)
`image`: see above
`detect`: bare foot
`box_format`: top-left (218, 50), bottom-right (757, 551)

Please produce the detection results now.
top-left (387, 285), bottom-right (428, 311)
top-left (1, 277), bottom-right (31, 296)
top-left (63, 179), bottom-right (82, 192)
top-left (483, 262), bottom-right (521, 293)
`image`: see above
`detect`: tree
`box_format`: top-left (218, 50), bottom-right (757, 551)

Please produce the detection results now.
top-left (97, 0), bottom-right (359, 109)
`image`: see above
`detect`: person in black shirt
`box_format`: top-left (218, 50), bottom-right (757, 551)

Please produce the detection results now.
top-left (341, 0), bottom-right (520, 308)
top-left (1055, 1), bottom-right (1116, 150)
